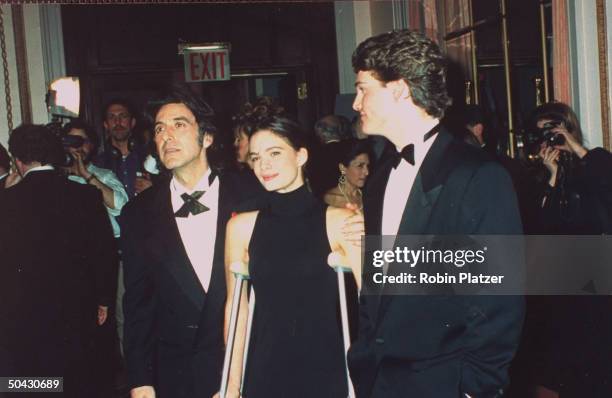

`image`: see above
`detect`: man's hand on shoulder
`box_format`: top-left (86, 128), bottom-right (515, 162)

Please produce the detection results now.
top-left (131, 385), bottom-right (155, 398)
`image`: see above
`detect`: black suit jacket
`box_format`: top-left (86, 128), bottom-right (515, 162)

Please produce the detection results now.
top-left (121, 171), bottom-right (240, 398)
top-left (348, 128), bottom-right (524, 398)
top-left (0, 170), bottom-right (116, 385)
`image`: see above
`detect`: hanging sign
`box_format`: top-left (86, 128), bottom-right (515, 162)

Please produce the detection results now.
top-left (183, 43), bottom-right (231, 82)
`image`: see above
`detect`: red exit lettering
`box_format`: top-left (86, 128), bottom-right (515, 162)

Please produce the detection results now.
top-left (188, 51), bottom-right (228, 81)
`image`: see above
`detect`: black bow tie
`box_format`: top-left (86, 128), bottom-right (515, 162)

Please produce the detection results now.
top-left (175, 191), bottom-right (209, 217)
top-left (391, 124), bottom-right (440, 169)
top-left (392, 144), bottom-right (415, 168)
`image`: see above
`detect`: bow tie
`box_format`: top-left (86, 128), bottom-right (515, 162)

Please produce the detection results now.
top-left (392, 144), bottom-right (415, 168)
top-left (175, 191), bottom-right (210, 217)
top-left (391, 124), bottom-right (440, 169)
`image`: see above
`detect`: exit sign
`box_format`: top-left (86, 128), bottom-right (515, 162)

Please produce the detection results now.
top-left (183, 45), bottom-right (230, 82)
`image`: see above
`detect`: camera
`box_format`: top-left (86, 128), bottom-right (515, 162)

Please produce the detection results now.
top-left (44, 121), bottom-right (84, 167)
top-left (539, 121), bottom-right (566, 147)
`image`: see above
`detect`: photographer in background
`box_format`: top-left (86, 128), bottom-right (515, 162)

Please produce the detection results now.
top-left (525, 102), bottom-right (612, 398)
top-left (64, 119), bottom-right (128, 242)
top-left (63, 120), bottom-right (128, 394)
top-left (531, 102), bottom-right (612, 234)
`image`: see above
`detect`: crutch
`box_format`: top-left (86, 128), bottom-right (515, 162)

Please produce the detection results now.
top-left (220, 261), bottom-right (250, 398)
top-left (328, 252), bottom-right (356, 398)
top-left (241, 285), bottom-right (255, 392)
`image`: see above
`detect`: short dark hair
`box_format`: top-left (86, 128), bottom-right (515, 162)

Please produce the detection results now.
top-left (146, 86), bottom-right (217, 144)
top-left (8, 124), bottom-right (63, 166)
top-left (63, 119), bottom-right (99, 152)
top-left (0, 142), bottom-right (10, 171)
top-left (252, 115), bottom-right (308, 153)
top-left (352, 29), bottom-right (452, 119)
top-left (464, 105), bottom-right (485, 127)
top-left (337, 138), bottom-right (373, 167)
top-left (103, 98), bottom-right (137, 120)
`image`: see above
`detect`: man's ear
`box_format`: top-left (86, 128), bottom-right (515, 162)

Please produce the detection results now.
top-left (130, 117), bottom-right (136, 130)
top-left (297, 147), bottom-right (308, 167)
top-left (391, 79), bottom-right (411, 101)
top-left (202, 133), bottom-right (214, 149)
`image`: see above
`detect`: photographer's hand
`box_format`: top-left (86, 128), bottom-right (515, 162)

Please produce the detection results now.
top-left (539, 146), bottom-right (560, 187)
top-left (72, 152), bottom-right (92, 180)
top-left (552, 126), bottom-right (588, 158)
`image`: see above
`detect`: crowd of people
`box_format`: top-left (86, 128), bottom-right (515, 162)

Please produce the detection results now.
top-left (1, 28), bottom-right (612, 398)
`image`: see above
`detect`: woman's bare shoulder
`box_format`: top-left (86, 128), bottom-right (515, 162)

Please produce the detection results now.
top-left (227, 210), bottom-right (259, 240)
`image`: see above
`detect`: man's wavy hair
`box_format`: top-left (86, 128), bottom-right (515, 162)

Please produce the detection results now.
top-left (352, 29), bottom-right (452, 119)
top-left (146, 86), bottom-right (217, 146)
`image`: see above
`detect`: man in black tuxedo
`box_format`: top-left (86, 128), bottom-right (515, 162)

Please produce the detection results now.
top-left (347, 30), bottom-right (524, 397)
top-left (0, 124), bottom-right (116, 395)
top-left (122, 89), bottom-right (240, 398)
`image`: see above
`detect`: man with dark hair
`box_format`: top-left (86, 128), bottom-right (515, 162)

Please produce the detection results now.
top-left (348, 30), bottom-right (524, 397)
top-left (122, 88), bottom-right (241, 398)
top-left (95, 98), bottom-right (152, 198)
top-left (0, 143), bottom-right (9, 188)
top-left (0, 124), bottom-right (116, 395)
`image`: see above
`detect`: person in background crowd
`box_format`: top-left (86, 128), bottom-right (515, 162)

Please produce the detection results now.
top-left (347, 29), bottom-right (524, 398)
top-left (64, 119), bottom-right (128, 240)
top-left (62, 119), bottom-right (129, 393)
top-left (309, 114), bottom-right (352, 197)
top-left (122, 87), bottom-right (242, 398)
top-left (95, 99), bottom-right (152, 198)
top-left (324, 138), bottom-right (371, 211)
top-left (524, 102), bottom-right (612, 398)
top-left (0, 143), bottom-right (9, 188)
top-left (0, 124), bottom-right (116, 397)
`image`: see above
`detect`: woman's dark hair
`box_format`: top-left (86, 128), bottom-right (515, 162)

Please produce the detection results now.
top-left (251, 115), bottom-right (308, 152)
top-left (529, 102), bottom-right (584, 145)
top-left (352, 29), bottom-right (451, 119)
top-left (232, 96), bottom-right (285, 138)
top-left (338, 138), bottom-right (373, 167)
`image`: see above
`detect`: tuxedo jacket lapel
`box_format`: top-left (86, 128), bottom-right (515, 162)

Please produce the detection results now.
top-left (146, 180), bottom-right (206, 311)
top-left (374, 129), bottom-right (454, 324)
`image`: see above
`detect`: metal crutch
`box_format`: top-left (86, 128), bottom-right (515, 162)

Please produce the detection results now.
top-left (220, 261), bottom-right (250, 398)
top-left (328, 252), bottom-right (356, 398)
top-left (241, 285), bottom-right (255, 392)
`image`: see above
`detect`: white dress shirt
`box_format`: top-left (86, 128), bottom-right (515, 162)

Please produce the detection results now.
top-left (170, 169), bottom-right (219, 292)
top-left (381, 130), bottom-right (438, 236)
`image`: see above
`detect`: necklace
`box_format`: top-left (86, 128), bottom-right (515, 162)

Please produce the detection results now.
top-left (338, 183), bottom-right (363, 210)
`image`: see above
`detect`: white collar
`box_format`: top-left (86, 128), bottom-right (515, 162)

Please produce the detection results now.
top-left (23, 165), bottom-right (55, 177)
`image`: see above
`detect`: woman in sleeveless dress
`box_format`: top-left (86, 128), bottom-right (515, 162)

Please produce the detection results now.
top-left (221, 116), bottom-right (362, 398)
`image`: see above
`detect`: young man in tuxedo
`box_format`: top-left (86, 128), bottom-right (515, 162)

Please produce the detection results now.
top-left (347, 30), bottom-right (524, 398)
top-left (0, 124), bottom-right (116, 396)
top-left (122, 88), bottom-right (240, 398)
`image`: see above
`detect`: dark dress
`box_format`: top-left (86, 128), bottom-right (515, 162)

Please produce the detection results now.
top-left (243, 185), bottom-right (348, 398)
